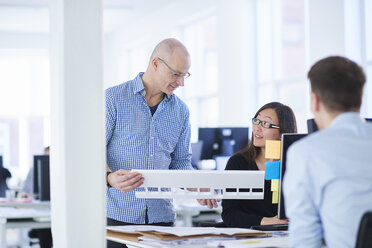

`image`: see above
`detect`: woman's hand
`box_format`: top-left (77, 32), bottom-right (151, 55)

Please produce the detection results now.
top-left (260, 215), bottom-right (289, 225)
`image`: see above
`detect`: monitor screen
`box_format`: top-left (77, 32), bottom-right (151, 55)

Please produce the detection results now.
top-left (33, 155), bottom-right (50, 201)
top-left (278, 133), bottom-right (307, 219)
top-left (191, 141), bottom-right (203, 169)
top-left (215, 155), bottom-right (230, 171)
top-left (198, 127), bottom-right (249, 160)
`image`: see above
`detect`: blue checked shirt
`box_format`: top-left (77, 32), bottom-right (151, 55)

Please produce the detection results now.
top-left (105, 72), bottom-right (193, 224)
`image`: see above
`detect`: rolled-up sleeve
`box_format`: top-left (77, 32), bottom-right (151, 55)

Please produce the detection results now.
top-left (169, 109), bottom-right (193, 170)
top-left (105, 88), bottom-right (117, 146)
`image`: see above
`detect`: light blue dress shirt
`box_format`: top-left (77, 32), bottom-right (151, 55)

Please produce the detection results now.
top-left (106, 72), bottom-right (193, 224)
top-left (284, 112), bottom-right (372, 248)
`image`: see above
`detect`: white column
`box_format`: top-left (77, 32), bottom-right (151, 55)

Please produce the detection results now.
top-left (305, 0), bottom-right (346, 67)
top-left (49, 0), bottom-right (106, 247)
top-left (305, 0), bottom-right (367, 115)
top-left (305, 0), bottom-right (346, 117)
top-left (217, 0), bottom-right (257, 127)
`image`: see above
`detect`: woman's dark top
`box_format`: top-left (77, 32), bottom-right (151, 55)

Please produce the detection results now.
top-left (221, 153), bottom-right (277, 228)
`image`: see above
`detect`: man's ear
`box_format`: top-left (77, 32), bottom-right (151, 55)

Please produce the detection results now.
top-left (152, 57), bottom-right (159, 71)
top-left (310, 91), bottom-right (320, 113)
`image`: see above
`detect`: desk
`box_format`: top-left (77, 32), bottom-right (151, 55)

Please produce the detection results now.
top-left (0, 200), bottom-right (51, 247)
top-left (107, 233), bottom-right (290, 248)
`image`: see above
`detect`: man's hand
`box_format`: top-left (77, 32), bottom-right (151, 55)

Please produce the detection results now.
top-left (187, 188), bottom-right (220, 209)
top-left (260, 215), bottom-right (289, 225)
top-left (19, 192), bottom-right (31, 199)
top-left (107, 169), bottom-right (144, 193)
top-left (196, 198), bottom-right (220, 209)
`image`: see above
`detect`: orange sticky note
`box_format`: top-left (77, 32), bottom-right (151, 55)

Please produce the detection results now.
top-left (272, 191), bottom-right (279, 204)
top-left (271, 179), bottom-right (279, 191)
top-left (265, 140), bottom-right (281, 159)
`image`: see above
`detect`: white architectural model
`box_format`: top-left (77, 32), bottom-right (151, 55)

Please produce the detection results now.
top-left (134, 170), bottom-right (265, 199)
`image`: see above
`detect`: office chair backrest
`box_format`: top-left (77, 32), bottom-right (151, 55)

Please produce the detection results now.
top-left (355, 211), bottom-right (372, 248)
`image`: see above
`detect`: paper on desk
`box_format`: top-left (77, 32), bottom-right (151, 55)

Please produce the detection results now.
top-left (208, 236), bottom-right (289, 248)
top-left (107, 225), bottom-right (265, 237)
top-left (139, 235), bottom-right (235, 246)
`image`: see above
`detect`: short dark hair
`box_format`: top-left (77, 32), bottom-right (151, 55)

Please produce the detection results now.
top-left (238, 102), bottom-right (297, 162)
top-left (308, 56), bottom-right (366, 112)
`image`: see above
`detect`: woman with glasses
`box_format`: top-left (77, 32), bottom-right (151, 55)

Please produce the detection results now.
top-left (222, 102), bottom-right (297, 228)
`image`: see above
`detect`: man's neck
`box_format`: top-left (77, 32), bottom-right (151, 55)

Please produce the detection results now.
top-left (317, 109), bottom-right (344, 130)
top-left (141, 72), bottom-right (164, 107)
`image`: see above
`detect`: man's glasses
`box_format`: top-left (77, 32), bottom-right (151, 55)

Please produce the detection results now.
top-left (159, 58), bottom-right (191, 79)
top-left (252, 117), bottom-right (280, 129)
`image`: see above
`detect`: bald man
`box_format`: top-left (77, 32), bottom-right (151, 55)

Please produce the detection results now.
top-left (105, 39), bottom-right (215, 247)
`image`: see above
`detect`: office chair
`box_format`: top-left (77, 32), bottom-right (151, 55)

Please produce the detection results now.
top-left (355, 211), bottom-right (372, 248)
top-left (28, 229), bottom-right (53, 248)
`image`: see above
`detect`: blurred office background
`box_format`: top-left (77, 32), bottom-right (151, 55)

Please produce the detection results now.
top-left (0, 0), bottom-right (371, 186)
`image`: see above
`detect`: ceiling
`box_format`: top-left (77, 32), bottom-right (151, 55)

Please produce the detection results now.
top-left (0, 0), bottom-right (171, 34)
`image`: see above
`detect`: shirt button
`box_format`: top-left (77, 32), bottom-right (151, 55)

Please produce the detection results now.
top-left (151, 136), bottom-right (154, 139)
top-left (150, 154), bottom-right (153, 157)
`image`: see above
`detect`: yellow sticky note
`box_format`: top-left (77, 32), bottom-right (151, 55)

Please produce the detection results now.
top-left (272, 191), bottom-right (279, 204)
top-left (265, 140), bottom-right (281, 159)
top-left (271, 179), bottom-right (279, 191)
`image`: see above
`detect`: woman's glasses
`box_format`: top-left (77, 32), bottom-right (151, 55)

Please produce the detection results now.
top-left (252, 117), bottom-right (280, 129)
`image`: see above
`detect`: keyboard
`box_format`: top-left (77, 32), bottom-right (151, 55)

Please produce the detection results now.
top-left (251, 223), bottom-right (288, 231)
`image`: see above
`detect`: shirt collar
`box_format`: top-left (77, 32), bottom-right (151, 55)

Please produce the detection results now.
top-left (132, 72), bottom-right (173, 102)
top-left (132, 72), bottom-right (146, 95)
top-left (330, 112), bottom-right (363, 128)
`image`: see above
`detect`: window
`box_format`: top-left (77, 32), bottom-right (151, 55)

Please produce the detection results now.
top-left (256, 0), bottom-right (307, 132)
top-left (0, 49), bottom-right (50, 185)
top-left (181, 15), bottom-right (218, 141)
top-left (364, 0), bottom-right (372, 116)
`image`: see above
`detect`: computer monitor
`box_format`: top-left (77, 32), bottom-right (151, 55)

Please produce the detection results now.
top-left (198, 127), bottom-right (249, 160)
top-left (0, 155), bottom-right (4, 197)
top-left (307, 118), bottom-right (319, 134)
top-left (278, 133), bottom-right (307, 219)
top-left (214, 155), bottom-right (230, 171)
top-left (308, 118), bottom-right (372, 134)
top-left (33, 155), bottom-right (50, 201)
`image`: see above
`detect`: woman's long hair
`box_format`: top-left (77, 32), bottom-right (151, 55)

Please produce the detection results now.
top-left (238, 102), bottom-right (297, 163)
